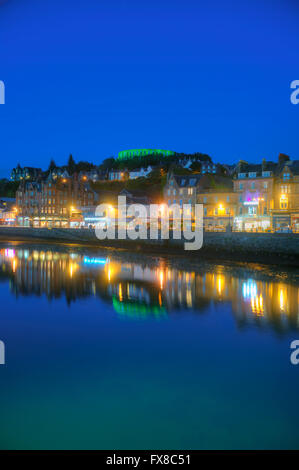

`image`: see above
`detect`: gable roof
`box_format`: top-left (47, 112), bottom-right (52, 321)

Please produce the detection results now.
top-left (170, 174), bottom-right (202, 187)
top-left (276, 160), bottom-right (299, 176)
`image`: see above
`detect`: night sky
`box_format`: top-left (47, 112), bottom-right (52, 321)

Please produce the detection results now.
top-left (0, 0), bottom-right (298, 177)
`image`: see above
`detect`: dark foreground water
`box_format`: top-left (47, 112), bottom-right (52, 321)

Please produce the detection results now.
top-left (0, 241), bottom-right (299, 450)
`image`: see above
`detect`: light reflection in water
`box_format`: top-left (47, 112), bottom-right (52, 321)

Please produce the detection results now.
top-left (0, 247), bottom-right (299, 332)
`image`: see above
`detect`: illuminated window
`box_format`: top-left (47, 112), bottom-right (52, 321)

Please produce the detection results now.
top-left (280, 185), bottom-right (290, 194)
top-left (280, 195), bottom-right (288, 209)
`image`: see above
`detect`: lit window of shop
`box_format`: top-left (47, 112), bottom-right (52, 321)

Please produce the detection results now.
top-left (280, 195), bottom-right (288, 209)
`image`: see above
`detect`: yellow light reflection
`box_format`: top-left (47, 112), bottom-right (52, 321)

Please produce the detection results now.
top-left (159, 270), bottom-right (164, 290)
top-left (279, 288), bottom-right (287, 312)
top-left (251, 294), bottom-right (264, 316)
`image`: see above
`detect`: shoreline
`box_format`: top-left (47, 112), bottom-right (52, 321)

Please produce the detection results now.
top-left (0, 227), bottom-right (299, 267)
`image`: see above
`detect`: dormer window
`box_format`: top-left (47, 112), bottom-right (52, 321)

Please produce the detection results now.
top-left (238, 173), bottom-right (246, 179)
top-left (248, 172), bottom-right (256, 178)
top-left (283, 173), bottom-right (290, 181)
top-left (262, 171), bottom-right (270, 177)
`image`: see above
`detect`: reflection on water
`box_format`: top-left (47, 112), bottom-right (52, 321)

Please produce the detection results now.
top-left (1, 246), bottom-right (299, 333)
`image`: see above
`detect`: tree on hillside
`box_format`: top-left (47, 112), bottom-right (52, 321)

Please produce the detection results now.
top-left (99, 158), bottom-right (115, 170)
top-left (76, 161), bottom-right (96, 172)
top-left (67, 154), bottom-right (76, 174)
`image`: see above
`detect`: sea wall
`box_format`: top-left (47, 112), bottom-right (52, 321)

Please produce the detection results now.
top-left (0, 226), bottom-right (298, 264)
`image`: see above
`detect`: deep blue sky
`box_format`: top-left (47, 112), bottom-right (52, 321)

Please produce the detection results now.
top-left (0, 0), bottom-right (298, 177)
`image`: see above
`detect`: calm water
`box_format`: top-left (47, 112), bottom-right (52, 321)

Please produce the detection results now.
top-left (0, 241), bottom-right (299, 449)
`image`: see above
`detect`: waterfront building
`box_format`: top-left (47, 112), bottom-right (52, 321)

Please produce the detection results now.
top-left (163, 174), bottom-right (201, 208)
top-left (233, 159), bottom-right (276, 231)
top-left (0, 199), bottom-right (17, 225)
top-left (196, 176), bottom-right (237, 231)
top-left (16, 174), bottom-right (98, 227)
top-left (272, 159), bottom-right (299, 231)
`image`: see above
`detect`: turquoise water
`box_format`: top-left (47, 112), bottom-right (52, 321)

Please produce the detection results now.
top-left (0, 242), bottom-right (299, 449)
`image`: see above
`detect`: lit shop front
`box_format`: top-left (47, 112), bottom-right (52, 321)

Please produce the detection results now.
top-left (292, 215), bottom-right (299, 232)
top-left (234, 200), bottom-right (271, 231)
top-left (18, 216), bottom-right (70, 228)
top-left (272, 213), bottom-right (291, 231)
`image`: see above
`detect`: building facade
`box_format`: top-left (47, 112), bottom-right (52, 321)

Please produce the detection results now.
top-left (197, 190), bottom-right (237, 230)
top-left (16, 174), bottom-right (98, 227)
top-left (233, 160), bottom-right (276, 231)
top-left (272, 160), bottom-right (299, 231)
top-left (11, 165), bottom-right (42, 182)
top-left (163, 174), bottom-right (201, 209)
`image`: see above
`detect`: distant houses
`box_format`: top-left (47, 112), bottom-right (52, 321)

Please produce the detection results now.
top-left (11, 165), bottom-right (42, 181)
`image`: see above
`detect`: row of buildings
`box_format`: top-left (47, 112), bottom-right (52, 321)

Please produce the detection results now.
top-left (5, 152), bottom-right (299, 232)
top-left (164, 155), bottom-right (299, 231)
